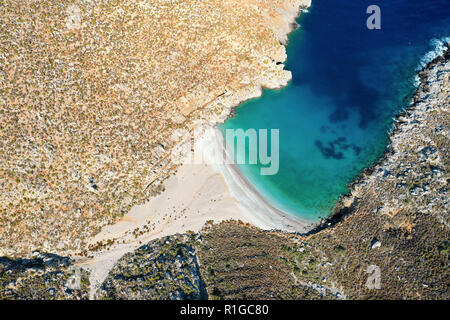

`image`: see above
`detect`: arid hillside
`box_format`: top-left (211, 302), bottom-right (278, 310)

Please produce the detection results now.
top-left (0, 0), bottom-right (310, 256)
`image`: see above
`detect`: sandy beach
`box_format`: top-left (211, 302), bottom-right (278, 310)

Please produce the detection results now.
top-left (73, 0), bottom-right (315, 298)
top-left (79, 127), bottom-right (312, 298)
top-left (208, 128), bottom-right (315, 233)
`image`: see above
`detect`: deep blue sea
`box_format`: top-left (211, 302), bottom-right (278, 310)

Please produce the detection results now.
top-left (220, 0), bottom-right (450, 221)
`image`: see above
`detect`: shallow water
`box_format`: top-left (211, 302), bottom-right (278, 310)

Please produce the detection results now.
top-left (220, 0), bottom-right (450, 221)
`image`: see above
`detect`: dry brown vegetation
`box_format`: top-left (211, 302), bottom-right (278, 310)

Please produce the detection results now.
top-left (195, 55), bottom-right (450, 300)
top-left (197, 221), bottom-right (331, 299)
top-left (0, 0), bottom-right (309, 256)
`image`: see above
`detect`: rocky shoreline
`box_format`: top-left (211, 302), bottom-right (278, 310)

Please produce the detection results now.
top-left (1, 1), bottom-right (448, 300)
top-left (193, 49), bottom-right (449, 299)
top-left (306, 44), bottom-right (450, 236)
top-left (1, 46), bottom-right (448, 299)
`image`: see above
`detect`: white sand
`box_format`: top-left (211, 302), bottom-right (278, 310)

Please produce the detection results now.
top-left (207, 128), bottom-right (314, 232)
top-left (79, 127), bottom-right (313, 298)
top-left (77, 0), bottom-right (315, 298)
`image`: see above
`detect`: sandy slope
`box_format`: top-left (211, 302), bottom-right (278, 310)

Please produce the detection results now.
top-left (79, 128), bottom-right (312, 298)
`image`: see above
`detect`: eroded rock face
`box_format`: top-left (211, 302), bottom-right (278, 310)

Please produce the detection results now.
top-left (96, 234), bottom-right (207, 300)
top-left (0, 252), bottom-right (90, 299)
top-left (0, 0), bottom-right (310, 256)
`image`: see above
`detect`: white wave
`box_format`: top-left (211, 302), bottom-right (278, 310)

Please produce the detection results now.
top-left (416, 37), bottom-right (450, 71)
top-left (413, 37), bottom-right (449, 87)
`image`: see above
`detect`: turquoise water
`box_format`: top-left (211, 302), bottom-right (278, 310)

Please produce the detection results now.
top-left (220, 0), bottom-right (450, 221)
